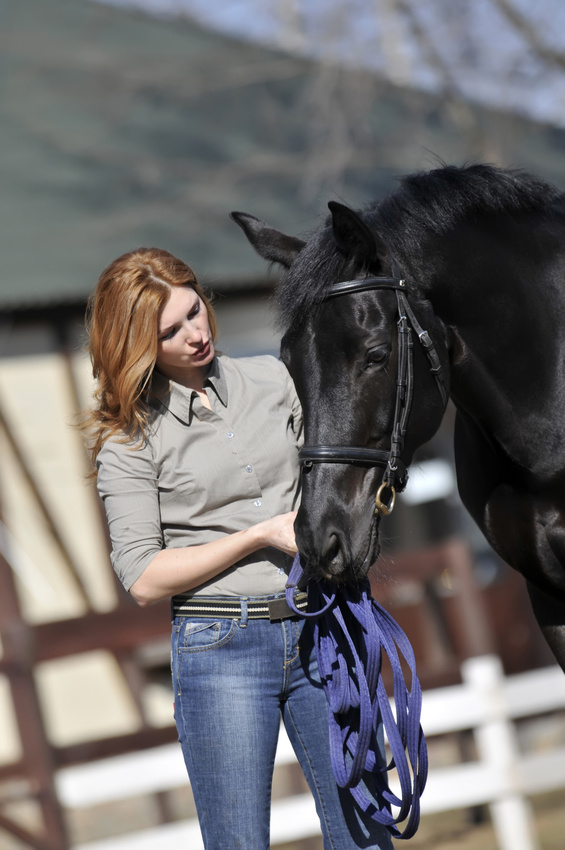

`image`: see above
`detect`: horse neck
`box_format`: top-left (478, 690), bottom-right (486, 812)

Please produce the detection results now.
top-left (435, 263), bottom-right (565, 472)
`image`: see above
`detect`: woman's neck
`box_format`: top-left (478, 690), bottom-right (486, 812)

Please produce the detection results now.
top-left (157, 363), bottom-right (209, 392)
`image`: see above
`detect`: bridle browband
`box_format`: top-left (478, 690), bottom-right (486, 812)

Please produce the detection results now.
top-left (298, 269), bottom-right (448, 515)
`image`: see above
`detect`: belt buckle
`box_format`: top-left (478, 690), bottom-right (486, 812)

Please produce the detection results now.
top-left (268, 596), bottom-right (292, 621)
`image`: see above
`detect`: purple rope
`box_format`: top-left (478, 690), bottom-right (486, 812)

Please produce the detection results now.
top-left (285, 554), bottom-right (428, 840)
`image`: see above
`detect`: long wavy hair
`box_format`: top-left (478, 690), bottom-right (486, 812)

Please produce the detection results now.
top-left (82, 247), bottom-right (217, 469)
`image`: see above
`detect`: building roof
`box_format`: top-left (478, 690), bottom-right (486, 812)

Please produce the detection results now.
top-left (2, 0), bottom-right (565, 309)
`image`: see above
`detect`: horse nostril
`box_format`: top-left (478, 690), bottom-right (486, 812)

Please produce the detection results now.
top-left (323, 532), bottom-right (343, 571)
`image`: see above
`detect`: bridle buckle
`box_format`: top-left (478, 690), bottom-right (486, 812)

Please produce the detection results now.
top-left (375, 482), bottom-right (396, 516)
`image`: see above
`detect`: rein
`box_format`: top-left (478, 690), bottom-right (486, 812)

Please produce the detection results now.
top-left (299, 271), bottom-right (448, 515)
top-left (286, 554), bottom-right (428, 839)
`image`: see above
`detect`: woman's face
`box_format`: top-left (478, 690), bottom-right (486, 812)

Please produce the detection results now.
top-left (156, 285), bottom-right (215, 384)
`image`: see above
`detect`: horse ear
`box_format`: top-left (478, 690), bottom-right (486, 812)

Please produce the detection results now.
top-left (230, 212), bottom-right (306, 269)
top-left (328, 201), bottom-right (387, 264)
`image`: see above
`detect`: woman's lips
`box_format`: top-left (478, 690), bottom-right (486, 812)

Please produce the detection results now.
top-left (194, 340), bottom-right (211, 358)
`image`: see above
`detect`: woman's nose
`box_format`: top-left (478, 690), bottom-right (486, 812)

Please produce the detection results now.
top-left (184, 322), bottom-right (202, 342)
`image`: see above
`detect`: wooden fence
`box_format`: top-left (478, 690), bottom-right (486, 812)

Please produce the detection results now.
top-left (57, 655), bottom-right (565, 850)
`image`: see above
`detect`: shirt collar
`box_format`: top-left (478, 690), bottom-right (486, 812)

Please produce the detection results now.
top-left (203, 355), bottom-right (228, 407)
top-left (149, 356), bottom-right (228, 424)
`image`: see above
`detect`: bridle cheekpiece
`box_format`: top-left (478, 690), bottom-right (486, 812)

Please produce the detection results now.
top-left (298, 268), bottom-right (448, 516)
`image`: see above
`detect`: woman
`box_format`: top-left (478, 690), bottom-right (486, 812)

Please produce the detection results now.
top-left (85, 247), bottom-right (392, 850)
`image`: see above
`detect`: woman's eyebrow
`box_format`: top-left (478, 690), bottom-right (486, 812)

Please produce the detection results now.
top-left (158, 297), bottom-right (199, 335)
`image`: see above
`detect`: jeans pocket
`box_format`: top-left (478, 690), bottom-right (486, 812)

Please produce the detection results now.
top-left (177, 617), bottom-right (237, 652)
top-left (172, 617), bottom-right (239, 701)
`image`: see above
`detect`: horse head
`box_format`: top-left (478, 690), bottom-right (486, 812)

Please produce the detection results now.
top-left (231, 203), bottom-right (450, 583)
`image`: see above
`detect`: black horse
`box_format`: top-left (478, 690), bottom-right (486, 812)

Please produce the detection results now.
top-left (231, 164), bottom-right (565, 668)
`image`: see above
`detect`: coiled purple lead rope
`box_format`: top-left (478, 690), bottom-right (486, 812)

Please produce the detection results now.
top-left (285, 554), bottom-right (428, 840)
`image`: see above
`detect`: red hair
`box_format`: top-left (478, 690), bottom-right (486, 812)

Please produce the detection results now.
top-left (82, 247), bottom-right (217, 468)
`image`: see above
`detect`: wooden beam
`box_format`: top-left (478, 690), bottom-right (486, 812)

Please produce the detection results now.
top-left (54, 726), bottom-right (178, 768)
top-left (18, 601), bottom-right (172, 664)
top-left (0, 549), bottom-right (70, 849)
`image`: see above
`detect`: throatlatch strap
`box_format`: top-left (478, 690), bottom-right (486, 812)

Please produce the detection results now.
top-left (285, 554), bottom-right (428, 840)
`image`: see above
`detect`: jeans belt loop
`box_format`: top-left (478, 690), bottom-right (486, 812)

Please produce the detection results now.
top-left (240, 597), bottom-right (249, 628)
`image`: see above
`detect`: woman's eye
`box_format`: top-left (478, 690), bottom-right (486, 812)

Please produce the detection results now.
top-left (364, 348), bottom-right (389, 369)
top-left (159, 303), bottom-right (199, 341)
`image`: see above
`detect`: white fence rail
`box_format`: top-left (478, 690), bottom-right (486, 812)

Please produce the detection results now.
top-left (57, 656), bottom-right (565, 850)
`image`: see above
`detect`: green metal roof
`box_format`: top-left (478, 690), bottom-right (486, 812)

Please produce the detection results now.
top-left (2, 0), bottom-right (565, 308)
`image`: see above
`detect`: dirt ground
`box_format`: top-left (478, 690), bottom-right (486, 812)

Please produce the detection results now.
top-left (403, 792), bottom-right (565, 850)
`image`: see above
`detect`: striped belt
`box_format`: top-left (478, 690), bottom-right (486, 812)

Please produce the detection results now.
top-left (172, 591), bottom-right (308, 621)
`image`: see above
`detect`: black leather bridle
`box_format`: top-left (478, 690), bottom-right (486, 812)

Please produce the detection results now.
top-left (298, 271), bottom-right (449, 515)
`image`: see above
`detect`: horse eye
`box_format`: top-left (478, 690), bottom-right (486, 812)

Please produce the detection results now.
top-left (364, 347), bottom-right (389, 369)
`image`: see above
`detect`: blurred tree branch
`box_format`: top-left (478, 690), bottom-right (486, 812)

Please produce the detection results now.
top-left (491, 0), bottom-right (565, 71)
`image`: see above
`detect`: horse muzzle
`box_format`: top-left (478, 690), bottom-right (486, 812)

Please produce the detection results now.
top-left (295, 503), bottom-right (382, 584)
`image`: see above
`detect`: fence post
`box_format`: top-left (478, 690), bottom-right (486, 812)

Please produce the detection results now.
top-left (461, 655), bottom-right (540, 850)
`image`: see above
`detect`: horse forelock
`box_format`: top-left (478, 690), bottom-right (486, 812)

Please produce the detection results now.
top-left (276, 222), bottom-right (357, 334)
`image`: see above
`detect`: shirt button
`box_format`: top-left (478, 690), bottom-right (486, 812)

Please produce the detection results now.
top-left (253, 499), bottom-right (262, 507)
top-left (226, 431), bottom-right (234, 439)
top-left (246, 465), bottom-right (253, 473)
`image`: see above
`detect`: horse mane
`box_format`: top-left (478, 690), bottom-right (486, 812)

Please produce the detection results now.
top-left (278, 163), bottom-right (564, 332)
top-left (373, 163), bottom-right (563, 251)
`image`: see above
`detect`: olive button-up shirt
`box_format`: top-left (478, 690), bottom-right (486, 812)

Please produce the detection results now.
top-left (96, 354), bottom-right (303, 600)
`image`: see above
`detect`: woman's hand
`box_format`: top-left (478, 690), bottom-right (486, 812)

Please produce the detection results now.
top-left (130, 511), bottom-right (298, 606)
top-left (256, 511), bottom-right (298, 556)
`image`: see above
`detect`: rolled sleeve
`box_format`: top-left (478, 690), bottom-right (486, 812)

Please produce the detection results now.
top-left (96, 437), bottom-right (163, 590)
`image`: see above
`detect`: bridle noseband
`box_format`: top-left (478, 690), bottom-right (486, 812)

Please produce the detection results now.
top-left (298, 270), bottom-right (448, 515)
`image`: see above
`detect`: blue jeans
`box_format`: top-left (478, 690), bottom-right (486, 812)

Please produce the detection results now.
top-left (171, 599), bottom-right (393, 850)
